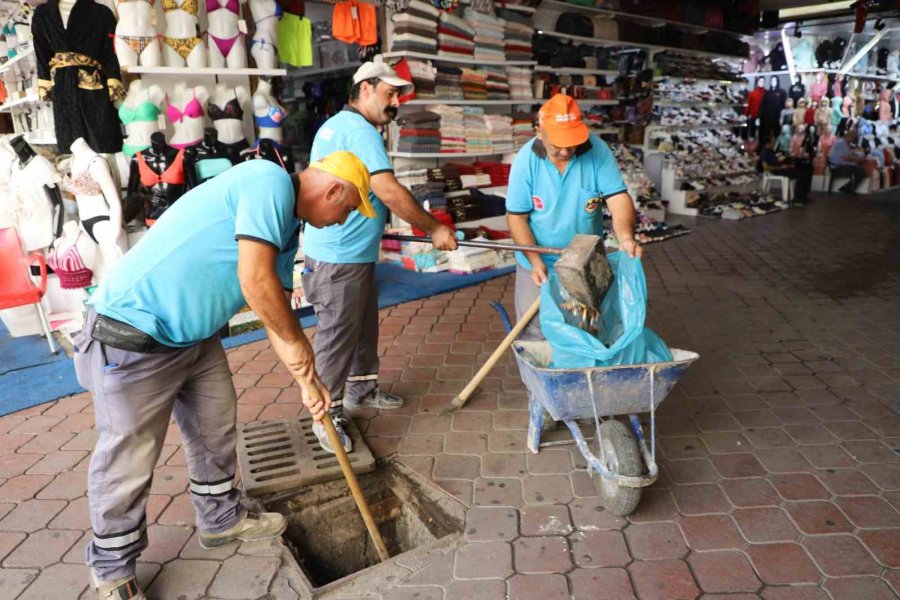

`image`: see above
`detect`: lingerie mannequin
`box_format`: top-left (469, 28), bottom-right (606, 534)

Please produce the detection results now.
top-left (810, 71), bottom-right (827, 104)
top-left (241, 137), bottom-right (293, 172)
top-left (206, 0), bottom-right (248, 68)
top-left (774, 124), bottom-right (792, 154)
top-left (793, 98), bottom-right (807, 128)
top-left (781, 98), bottom-right (794, 127)
top-left (166, 83), bottom-right (209, 149)
top-left (789, 76), bottom-right (805, 106)
top-left (830, 97), bottom-right (844, 133)
top-left (804, 100), bottom-right (816, 127)
top-left (760, 76), bottom-right (786, 143)
top-left (33, 0), bottom-right (125, 154)
top-left (113, 0), bottom-right (163, 67)
top-left (162, 0), bottom-right (208, 67)
top-left (744, 77), bottom-right (765, 140)
top-left (128, 132), bottom-right (188, 225)
top-left (252, 79), bottom-right (285, 143)
top-left (65, 137), bottom-right (128, 274)
top-left (48, 219), bottom-right (98, 290)
top-left (119, 80), bottom-right (165, 159)
top-left (815, 99), bottom-right (831, 131)
top-left (248, 0), bottom-right (281, 70)
top-left (8, 135), bottom-right (63, 251)
top-left (879, 87), bottom-right (894, 123)
top-left (184, 127), bottom-right (234, 187)
top-left (208, 83), bottom-right (250, 151)
top-left (790, 124), bottom-right (806, 158)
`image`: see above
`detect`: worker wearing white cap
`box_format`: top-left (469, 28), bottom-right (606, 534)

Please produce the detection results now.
top-left (302, 56), bottom-right (458, 454)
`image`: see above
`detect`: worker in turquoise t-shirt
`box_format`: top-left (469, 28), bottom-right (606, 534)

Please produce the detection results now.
top-left (302, 56), bottom-right (458, 454)
top-left (506, 94), bottom-right (643, 339)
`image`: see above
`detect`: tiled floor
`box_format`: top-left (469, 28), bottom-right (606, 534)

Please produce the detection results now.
top-left (0, 192), bottom-right (899, 599)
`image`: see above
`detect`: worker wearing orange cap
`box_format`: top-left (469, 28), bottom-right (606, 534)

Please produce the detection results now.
top-left (506, 93), bottom-right (642, 338)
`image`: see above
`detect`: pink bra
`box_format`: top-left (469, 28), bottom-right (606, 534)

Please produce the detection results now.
top-left (166, 91), bottom-right (204, 123)
top-left (206, 0), bottom-right (239, 15)
top-left (48, 233), bottom-right (93, 289)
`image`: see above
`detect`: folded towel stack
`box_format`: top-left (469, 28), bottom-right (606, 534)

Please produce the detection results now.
top-left (428, 104), bottom-right (467, 153)
top-left (484, 114), bottom-right (514, 154)
top-left (511, 111), bottom-right (535, 148)
top-left (506, 67), bottom-right (533, 99)
top-left (460, 67), bottom-right (488, 100)
top-left (408, 59), bottom-right (437, 99)
top-left (438, 12), bottom-right (476, 59)
top-left (434, 64), bottom-right (464, 99)
top-left (395, 110), bottom-right (442, 153)
top-left (390, 2), bottom-right (440, 54)
top-left (464, 8), bottom-right (506, 62)
top-left (484, 66), bottom-right (510, 100)
top-left (497, 8), bottom-right (534, 61)
top-left (463, 107), bottom-right (491, 154)
top-left (473, 160), bottom-right (512, 187)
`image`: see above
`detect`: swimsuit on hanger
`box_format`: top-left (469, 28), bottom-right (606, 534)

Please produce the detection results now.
top-left (166, 91), bottom-right (204, 123)
top-left (208, 90), bottom-right (244, 120)
top-left (163, 36), bottom-right (203, 60)
top-left (205, 32), bottom-right (244, 59)
top-left (48, 232), bottom-right (93, 289)
top-left (254, 101), bottom-right (285, 128)
top-left (119, 90), bottom-right (161, 125)
top-left (162, 0), bottom-right (199, 15)
top-left (136, 149), bottom-right (186, 187)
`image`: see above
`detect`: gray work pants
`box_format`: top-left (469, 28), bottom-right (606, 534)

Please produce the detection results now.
top-left (515, 264), bottom-right (545, 341)
top-left (301, 258), bottom-right (379, 414)
top-left (73, 309), bottom-right (242, 582)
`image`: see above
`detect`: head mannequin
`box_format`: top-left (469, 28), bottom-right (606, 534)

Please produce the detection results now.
top-left (756, 77), bottom-right (765, 89)
top-left (785, 98), bottom-right (794, 109)
top-left (769, 76), bottom-right (779, 90)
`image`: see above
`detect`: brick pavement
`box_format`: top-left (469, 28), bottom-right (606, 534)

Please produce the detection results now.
top-left (0, 193), bottom-right (899, 599)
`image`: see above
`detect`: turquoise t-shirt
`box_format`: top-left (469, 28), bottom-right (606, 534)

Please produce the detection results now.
top-left (303, 107), bottom-right (392, 264)
top-left (89, 160), bottom-right (301, 347)
top-left (505, 134), bottom-right (628, 271)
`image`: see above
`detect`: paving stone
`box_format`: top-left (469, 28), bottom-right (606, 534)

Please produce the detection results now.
top-left (472, 477), bottom-right (523, 507)
top-left (663, 458), bottom-right (719, 484)
top-left (453, 541), bottom-right (513, 580)
top-left (824, 576), bottom-right (898, 600)
top-left (859, 529), bottom-right (900, 568)
top-left (710, 453), bottom-right (766, 478)
top-left (860, 463), bottom-right (900, 490)
top-left (659, 436), bottom-right (709, 459)
top-left (157, 492), bottom-right (193, 526)
top-left (48, 496), bottom-right (91, 530)
top-left (0, 567), bottom-right (39, 600)
top-left (0, 475), bottom-right (53, 503)
top-left (139, 524), bottom-right (193, 564)
top-left (733, 507), bottom-right (800, 543)
top-left (435, 479), bottom-right (473, 505)
top-left (688, 551), bottom-right (760, 593)
top-left (817, 468), bottom-right (880, 495)
top-left (525, 448), bottom-right (573, 475)
top-left (702, 431), bottom-right (753, 454)
top-left (513, 536), bottom-right (571, 574)
top-left (624, 522), bottom-right (687, 559)
top-left (206, 554), bottom-right (279, 599)
top-left (841, 440), bottom-right (899, 463)
top-left (0, 454), bottom-right (43, 479)
top-left (834, 495), bottom-right (900, 529)
top-left (679, 514), bottom-right (743, 551)
top-left (180, 530), bottom-right (237, 560)
top-left (0, 499), bottom-right (66, 532)
top-left (798, 444), bottom-right (856, 468)
top-left (823, 421), bottom-right (878, 440)
top-left (671, 483), bottom-right (731, 515)
top-left (627, 489), bottom-right (678, 523)
top-left (628, 559), bottom-right (700, 600)
top-left (3, 528), bottom-right (82, 568)
top-left (398, 434), bottom-right (444, 456)
top-left (146, 558), bottom-right (219, 599)
top-left (442, 578), bottom-right (506, 599)
top-left (463, 507), bottom-right (518, 542)
top-left (443, 431), bottom-right (488, 455)
top-left (522, 474), bottom-right (573, 505)
top-left (720, 477), bottom-right (781, 507)
top-left (17, 562), bottom-right (86, 600)
top-left (756, 448), bottom-right (813, 473)
top-left (768, 473), bottom-right (830, 501)
top-left (802, 535), bottom-right (880, 576)
top-left (760, 586), bottom-right (829, 600)
top-left (784, 501), bottom-right (854, 535)
top-left (35, 471), bottom-right (87, 501)
top-left (569, 497), bottom-right (627, 531)
top-left (432, 454), bottom-right (480, 480)
top-left (746, 542), bottom-right (821, 584)
top-left (569, 530), bottom-right (629, 567)
top-left (26, 450), bottom-right (88, 475)
top-left (520, 504), bottom-right (572, 536)
top-left (744, 427), bottom-right (794, 448)
top-left (568, 567), bottom-right (636, 600)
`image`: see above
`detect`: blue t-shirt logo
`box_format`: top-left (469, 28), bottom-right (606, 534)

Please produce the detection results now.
top-left (585, 197), bottom-right (601, 214)
top-left (532, 195), bottom-right (544, 210)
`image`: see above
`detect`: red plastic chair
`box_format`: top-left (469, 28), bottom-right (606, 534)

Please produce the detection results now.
top-left (0, 227), bottom-right (57, 354)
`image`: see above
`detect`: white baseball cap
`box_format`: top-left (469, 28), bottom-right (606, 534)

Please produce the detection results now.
top-left (352, 55), bottom-right (414, 95)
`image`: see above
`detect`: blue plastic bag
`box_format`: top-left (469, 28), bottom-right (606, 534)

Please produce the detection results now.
top-left (540, 251), bottom-right (673, 368)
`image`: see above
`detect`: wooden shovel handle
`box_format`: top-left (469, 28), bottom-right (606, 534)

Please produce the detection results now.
top-left (299, 380), bottom-right (390, 561)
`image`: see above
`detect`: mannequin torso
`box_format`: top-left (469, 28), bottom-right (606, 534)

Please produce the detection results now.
top-left (167, 83), bottom-right (209, 148)
top-left (209, 83), bottom-right (249, 146)
top-left (49, 219), bottom-right (98, 289)
top-left (120, 81), bottom-right (165, 158)
top-left (9, 141), bottom-right (63, 251)
top-left (114, 0), bottom-right (162, 66)
top-left (252, 80), bottom-right (284, 143)
top-left (185, 128), bottom-right (234, 186)
top-left (248, 0), bottom-right (279, 69)
top-left (162, 0), bottom-right (207, 67)
top-left (207, 0), bottom-right (248, 68)
top-left (129, 132), bottom-right (188, 224)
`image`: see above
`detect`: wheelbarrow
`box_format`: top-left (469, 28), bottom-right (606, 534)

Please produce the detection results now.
top-left (493, 302), bottom-right (699, 516)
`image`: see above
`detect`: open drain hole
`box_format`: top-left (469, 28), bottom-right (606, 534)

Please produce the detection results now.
top-left (267, 461), bottom-right (463, 590)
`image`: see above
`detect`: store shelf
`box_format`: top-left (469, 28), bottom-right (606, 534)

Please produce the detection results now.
top-left (0, 48), bottom-right (34, 73)
top-left (382, 51), bottom-right (535, 66)
top-left (647, 122), bottom-right (741, 130)
top-left (798, 69), bottom-right (897, 82)
top-left (459, 0), bottom-right (536, 12)
top-left (23, 129), bottom-right (56, 145)
top-left (0, 91), bottom-right (42, 112)
top-left (539, 0), bottom-right (750, 40)
top-left (654, 100), bottom-right (746, 108)
top-left (286, 62), bottom-right (361, 78)
top-left (446, 184), bottom-right (509, 198)
top-left (591, 126), bottom-right (621, 134)
top-left (123, 66), bottom-right (288, 76)
top-left (653, 75), bottom-right (744, 84)
top-left (539, 30), bottom-right (617, 48)
top-left (744, 70), bottom-right (791, 78)
top-left (535, 66), bottom-right (619, 77)
top-left (403, 98), bottom-right (539, 106)
top-left (389, 147), bottom-right (521, 159)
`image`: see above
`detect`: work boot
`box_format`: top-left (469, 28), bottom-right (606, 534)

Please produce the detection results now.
top-left (199, 511), bottom-right (287, 549)
top-left (91, 571), bottom-right (145, 600)
top-left (345, 388), bottom-right (404, 411)
top-left (312, 416), bottom-right (353, 454)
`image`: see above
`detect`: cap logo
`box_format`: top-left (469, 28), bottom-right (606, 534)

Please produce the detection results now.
top-left (555, 113), bottom-right (578, 123)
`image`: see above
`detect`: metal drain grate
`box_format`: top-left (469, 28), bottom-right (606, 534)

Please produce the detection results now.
top-left (238, 414), bottom-right (376, 497)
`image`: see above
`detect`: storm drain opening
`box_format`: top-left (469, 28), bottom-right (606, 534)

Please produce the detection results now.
top-left (267, 461), bottom-right (464, 592)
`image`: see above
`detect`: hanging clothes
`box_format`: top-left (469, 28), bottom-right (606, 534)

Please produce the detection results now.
top-left (32, 0), bottom-right (124, 154)
top-left (332, 0), bottom-right (377, 46)
top-left (277, 13), bottom-right (313, 67)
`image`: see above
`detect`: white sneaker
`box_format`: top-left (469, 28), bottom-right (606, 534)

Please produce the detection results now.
top-left (313, 417), bottom-right (352, 454)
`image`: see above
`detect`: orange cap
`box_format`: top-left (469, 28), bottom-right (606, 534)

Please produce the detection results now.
top-left (538, 94), bottom-right (589, 148)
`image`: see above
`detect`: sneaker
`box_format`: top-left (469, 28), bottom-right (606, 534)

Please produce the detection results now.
top-left (92, 571), bottom-right (145, 600)
top-left (312, 416), bottom-right (353, 454)
top-left (199, 511), bottom-right (287, 549)
top-left (345, 388), bottom-right (405, 411)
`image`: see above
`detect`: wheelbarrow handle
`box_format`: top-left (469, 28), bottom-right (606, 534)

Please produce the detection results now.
top-left (382, 234), bottom-right (565, 256)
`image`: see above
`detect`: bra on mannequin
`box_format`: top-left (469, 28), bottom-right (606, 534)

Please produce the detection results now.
top-left (166, 92), bottom-right (204, 123)
top-left (162, 0), bottom-right (199, 14)
top-left (120, 90), bottom-right (161, 125)
top-left (254, 102), bottom-right (285, 128)
top-left (207, 0), bottom-right (240, 15)
top-left (137, 149), bottom-right (186, 186)
top-left (63, 162), bottom-right (104, 196)
top-left (208, 91), bottom-right (244, 120)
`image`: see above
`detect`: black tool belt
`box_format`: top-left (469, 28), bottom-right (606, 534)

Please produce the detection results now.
top-left (92, 314), bottom-right (172, 354)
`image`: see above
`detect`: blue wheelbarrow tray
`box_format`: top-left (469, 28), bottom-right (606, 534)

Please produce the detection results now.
top-left (514, 340), bottom-right (699, 489)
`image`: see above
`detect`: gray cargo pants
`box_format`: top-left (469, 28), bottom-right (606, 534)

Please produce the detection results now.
top-left (515, 264), bottom-right (545, 340)
top-left (301, 257), bottom-right (379, 414)
top-left (73, 309), bottom-right (242, 582)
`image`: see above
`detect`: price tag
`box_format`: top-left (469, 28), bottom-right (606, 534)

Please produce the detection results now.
top-left (350, 5), bottom-right (358, 19)
top-left (238, 19), bottom-right (248, 34)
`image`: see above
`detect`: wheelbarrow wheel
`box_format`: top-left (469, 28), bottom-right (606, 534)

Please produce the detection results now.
top-left (593, 419), bottom-right (642, 517)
